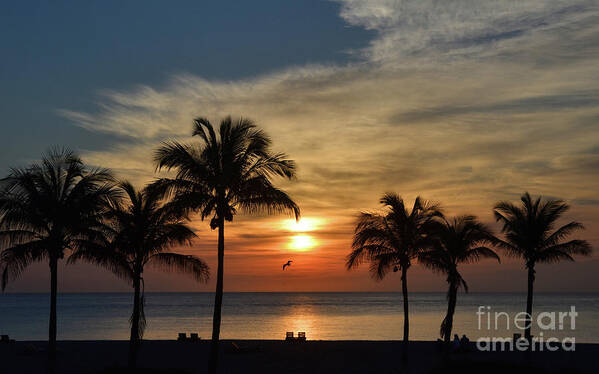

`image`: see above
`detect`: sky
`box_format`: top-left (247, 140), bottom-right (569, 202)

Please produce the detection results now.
top-left (1, 0), bottom-right (598, 292)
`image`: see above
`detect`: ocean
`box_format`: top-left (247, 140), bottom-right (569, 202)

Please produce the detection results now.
top-left (1, 292), bottom-right (598, 342)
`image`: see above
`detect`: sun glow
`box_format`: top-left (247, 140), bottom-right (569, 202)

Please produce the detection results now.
top-left (280, 217), bottom-right (324, 251)
top-left (282, 217), bottom-right (324, 232)
top-left (288, 234), bottom-right (317, 251)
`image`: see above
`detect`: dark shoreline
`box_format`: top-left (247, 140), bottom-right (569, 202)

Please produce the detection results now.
top-left (1, 340), bottom-right (598, 373)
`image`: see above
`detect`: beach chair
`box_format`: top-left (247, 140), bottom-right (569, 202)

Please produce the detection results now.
top-left (297, 332), bottom-right (306, 342)
top-left (1, 335), bottom-right (9, 344)
top-left (177, 333), bottom-right (187, 341)
top-left (285, 332), bottom-right (295, 342)
top-left (190, 333), bottom-right (200, 341)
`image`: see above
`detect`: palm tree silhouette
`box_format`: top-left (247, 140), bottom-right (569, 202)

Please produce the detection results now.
top-left (419, 215), bottom-right (499, 343)
top-left (493, 192), bottom-right (591, 343)
top-left (153, 116), bottom-right (300, 373)
top-left (70, 181), bottom-right (210, 368)
top-left (0, 148), bottom-right (117, 372)
top-left (346, 193), bottom-right (442, 358)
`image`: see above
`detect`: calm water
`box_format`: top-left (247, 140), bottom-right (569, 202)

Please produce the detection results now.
top-left (0, 293), bottom-right (598, 342)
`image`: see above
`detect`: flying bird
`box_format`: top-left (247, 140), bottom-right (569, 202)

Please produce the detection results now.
top-left (283, 260), bottom-right (293, 270)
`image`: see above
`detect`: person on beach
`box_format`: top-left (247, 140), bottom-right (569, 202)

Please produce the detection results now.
top-left (452, 334), bottom-right (461, 352)
top-left (460, 335), bottom-right (470, 352)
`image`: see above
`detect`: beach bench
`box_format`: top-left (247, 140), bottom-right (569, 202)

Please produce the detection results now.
top-left (190, 333), bottom-right (200, 341)
top-left (177, 333), bottom-right (187, 341)
top-left (1, 335), bottom-right (9, 344)
top-left (285, 331), bottom-right (307, 342)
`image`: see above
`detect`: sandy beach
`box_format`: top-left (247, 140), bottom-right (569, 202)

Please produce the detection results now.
top-left (1, 340), bottom-right (598, 373)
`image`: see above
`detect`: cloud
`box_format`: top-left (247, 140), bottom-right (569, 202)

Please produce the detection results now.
top-left (572, 199), bottom-right (599, 206)
top-left (392, 90), bottom-right (599, 123)
top-left (335, 0), bottom-right (598, 63)
top-left (56, 0), bottom-right (599, 290)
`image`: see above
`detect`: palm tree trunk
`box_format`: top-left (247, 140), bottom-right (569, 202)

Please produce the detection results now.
top-left (48, 257), bottom-right (58, 374)
top-left (401, 265), bottom-right (409, 361)
top-left (208, 219), bottom-right (225, 374)
top-left (442, 282), bottom-right (458, 343)
top-left (525, 265), bottom-right (535, 343)
top-left (128, 276), bottom-right (141, 369)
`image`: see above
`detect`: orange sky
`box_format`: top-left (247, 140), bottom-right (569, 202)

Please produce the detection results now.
top-left (7, 203), bottom-right (598, 293)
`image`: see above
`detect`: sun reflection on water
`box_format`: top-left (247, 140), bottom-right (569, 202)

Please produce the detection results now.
top-left (279, 304), bottom-right (319, 340)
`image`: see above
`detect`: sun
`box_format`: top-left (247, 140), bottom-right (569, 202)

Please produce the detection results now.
top-left (281, 217), bottom-right (324, 252)
top-left (288, 234), bottom-right (317, 252)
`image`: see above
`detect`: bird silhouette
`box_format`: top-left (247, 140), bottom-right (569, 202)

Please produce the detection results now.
top-left (283, 260), bottom-right (293, 270)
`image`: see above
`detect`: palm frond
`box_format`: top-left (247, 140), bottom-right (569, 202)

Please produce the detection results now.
top-left (493, 193), bottom-right (590, 265)
top-left (1, 240), bottom-right (49, 290)
top-left (149, 178), bottom-right (211, 212)
top-left (192, 117), bottom-right (217, 146)
top-left (464, 246), bottom-right (501, 263)
top-left (544, 222), bottom-right (585, 247)
top-left (236, 178), bottom-right (300, 219)
top-left (0, 148), bottom-right (116, 289)
top-left (96, 181), bottom-right (208, 286)
top-left (148, 253), bottom-right (210, 282)
top-left (537, 240), bottom-right (592, 263)
top-left (242, 153), bottom-right (296, 180)
top-left (150, 223), bottom-right (198, 251)
top-left (155, 115), bottom-right (299, 228)
top-left (347, 243), bottom-right (394, 270)
top-left (68, 245), bottom-right (133, 283)
top-left (417, 248), bottom-right (449, 274)
top-left (370, 252), bottom-right (400, 281)
top-left (348, 194), bottom-right (441, 280)
top-left (0, 229), bottom-right (39, 248)
top-left (154, 141), bottom-right (209, 182)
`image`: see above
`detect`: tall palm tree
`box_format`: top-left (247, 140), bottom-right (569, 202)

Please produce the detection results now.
top-left (153, 116), bottom-right (300, 373)
top-left (346, 193), bottom-right (442, 357)
top-left (419, 215), bottom-right (500, 343)
top-left (70, 181), bottom-right (210, 368)
top-left (493, 192), bottom-right (591, 342)
top-left (0, 149), bottom-right (117, 371)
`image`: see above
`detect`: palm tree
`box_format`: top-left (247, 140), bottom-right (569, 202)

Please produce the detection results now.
top-left (0, 149), bottom-right (117, 371)
top-left (493, 192), bottom-right (591, 342)
top-left (346, 193), bottom-right (442, 358)
top-left (419, 215), bottom-right (500, 343)
top-left (70, 181), bottom-right (210, 368)
top-left (153, 116), bottom-right (300, 373)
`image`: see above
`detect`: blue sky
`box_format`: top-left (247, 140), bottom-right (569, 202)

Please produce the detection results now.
top-left (0, 0), bottom-right (370, 170)
top-left (1, 0), bottom-right (598, 292)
